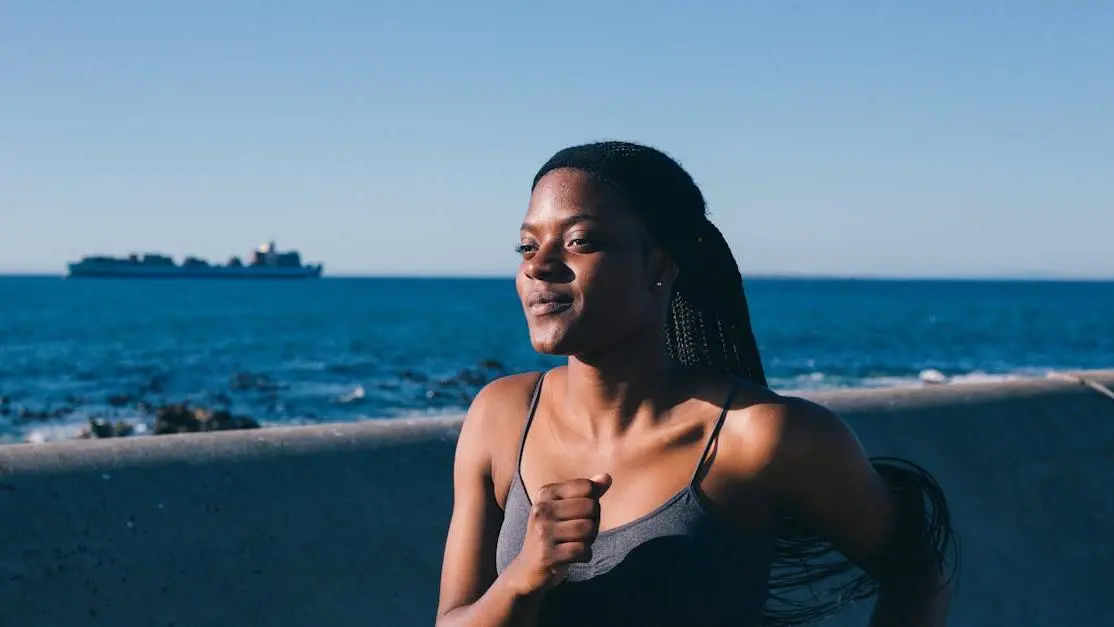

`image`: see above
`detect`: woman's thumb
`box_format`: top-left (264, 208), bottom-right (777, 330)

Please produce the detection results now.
top-left (588, 473), bottom-right (612, 496)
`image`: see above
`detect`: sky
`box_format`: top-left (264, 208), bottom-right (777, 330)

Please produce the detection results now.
top-left (0, 1), bottom-right (1111, 278)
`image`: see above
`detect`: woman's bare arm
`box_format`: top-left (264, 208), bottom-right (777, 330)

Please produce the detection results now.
top-left (435, 376), bottom-right (545, 627)
top-left (747, 398), bottom-right (952, 626)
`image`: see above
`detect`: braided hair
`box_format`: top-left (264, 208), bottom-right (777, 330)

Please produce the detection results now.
top-left (531, 141), bottom-right (959, 626)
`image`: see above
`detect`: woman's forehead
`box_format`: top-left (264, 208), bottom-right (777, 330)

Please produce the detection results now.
top-left (523, 168), bottom-right (640, 230)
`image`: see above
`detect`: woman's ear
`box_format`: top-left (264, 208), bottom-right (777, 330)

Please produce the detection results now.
top-left (651, 253), bottom-right (679, 290)
top-left (658, 265), bottom-right (679, 289)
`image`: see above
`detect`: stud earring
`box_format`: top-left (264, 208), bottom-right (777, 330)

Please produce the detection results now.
top-left (655, 280), bottom-right (663, 288)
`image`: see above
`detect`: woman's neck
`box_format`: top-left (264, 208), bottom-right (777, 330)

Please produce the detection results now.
top-left (562, 340), bottom-right (683, 441)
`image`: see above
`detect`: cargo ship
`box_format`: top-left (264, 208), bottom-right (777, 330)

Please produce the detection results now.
top-left (66, 241), bottom-right (324, 279)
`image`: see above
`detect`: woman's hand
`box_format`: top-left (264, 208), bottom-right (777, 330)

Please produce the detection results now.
top-left (505, 473), bottom-right (612, 594)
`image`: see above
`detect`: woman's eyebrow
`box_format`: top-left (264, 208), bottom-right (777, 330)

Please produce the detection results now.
top-left (519, 214), bottom-right (603, 233)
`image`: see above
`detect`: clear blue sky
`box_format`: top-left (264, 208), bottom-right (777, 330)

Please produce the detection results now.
top-left (1, 1), bottom-right (1110, 277)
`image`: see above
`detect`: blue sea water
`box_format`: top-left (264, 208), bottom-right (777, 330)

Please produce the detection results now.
top-left (1, 276), bottom-right (1112, 444)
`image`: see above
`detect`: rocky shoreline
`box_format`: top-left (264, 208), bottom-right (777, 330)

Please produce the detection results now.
top-left (82, 403), bottom-right (262, 438)
top-left (0, 358), bottom-right (509, 443)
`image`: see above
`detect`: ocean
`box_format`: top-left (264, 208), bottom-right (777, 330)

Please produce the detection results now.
top-left (1, 276), bottom-right (1111, 444)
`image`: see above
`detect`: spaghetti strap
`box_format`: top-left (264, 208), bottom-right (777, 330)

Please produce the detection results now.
top-left (690, 387), bottom-right (739, 486)
top-left (514, 371), bottom-right (547, 471)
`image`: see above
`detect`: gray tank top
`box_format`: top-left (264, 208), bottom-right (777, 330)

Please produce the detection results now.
top-left (495, 373), bottom-right (776, 626)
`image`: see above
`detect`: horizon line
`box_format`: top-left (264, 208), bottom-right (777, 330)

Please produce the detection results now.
top-left (1, 271), bottom-right (1112, 282)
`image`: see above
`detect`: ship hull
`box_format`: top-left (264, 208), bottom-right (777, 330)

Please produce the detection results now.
top-left (66, 264), bottom-right (323, 279)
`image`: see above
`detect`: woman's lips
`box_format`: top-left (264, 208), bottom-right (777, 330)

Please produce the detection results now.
top-left (527, 291), bottom-right (573, 316)
top-left (529, 301), bottom-right (573, 316)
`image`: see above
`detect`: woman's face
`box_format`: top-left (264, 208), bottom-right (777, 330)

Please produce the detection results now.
top-left (515, 168), bottom-right (669, 356)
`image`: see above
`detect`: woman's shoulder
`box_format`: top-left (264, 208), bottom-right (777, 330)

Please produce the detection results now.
top-left (456, 370), bottom-right (553, 499)
top-left (467, 369), bottom-right (550, 426)
top-left (711, 375), bottom-right (866, 486)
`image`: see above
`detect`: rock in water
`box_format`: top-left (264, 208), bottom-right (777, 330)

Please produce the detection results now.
top-left (154, 403), bottom-right (260, 435)
top-left (82, 419), bottom-right (136, 439)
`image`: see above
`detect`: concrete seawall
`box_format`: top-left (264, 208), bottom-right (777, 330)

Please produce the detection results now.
top-left (2, 371), bottom-right (1113, 626)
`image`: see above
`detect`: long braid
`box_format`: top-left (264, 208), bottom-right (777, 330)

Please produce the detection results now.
top-left (531, 141), bottom-right (959, 626)
top-left (666, 218), bottom-right (766, 384)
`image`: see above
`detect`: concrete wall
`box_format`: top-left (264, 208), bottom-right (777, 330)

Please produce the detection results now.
top-left (2, 371), bottom-right (1113, 627)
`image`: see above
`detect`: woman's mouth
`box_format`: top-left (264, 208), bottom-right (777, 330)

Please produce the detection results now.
top-left (527, 292), bottom-right (573, 316)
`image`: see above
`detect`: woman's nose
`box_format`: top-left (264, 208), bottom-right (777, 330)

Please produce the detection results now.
top-left (523, 241), bottom-right (571, 282)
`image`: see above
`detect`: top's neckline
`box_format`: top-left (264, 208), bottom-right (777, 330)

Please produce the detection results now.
top-left (514, 470), bottom-right (701, 539)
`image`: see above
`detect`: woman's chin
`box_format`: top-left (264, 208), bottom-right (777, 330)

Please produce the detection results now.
top-left (528, 328), bottom-right (576, 356)
top-left (530, 339), bottom-right (572, 356)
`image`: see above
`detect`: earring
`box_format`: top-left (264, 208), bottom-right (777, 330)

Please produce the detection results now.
top-left (655, 280), bottom-right (663, 288)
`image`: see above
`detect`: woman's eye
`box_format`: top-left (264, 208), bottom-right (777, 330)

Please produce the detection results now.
top-left (568, 238), bottom-right (596, 251)
top-left (514, 243), bottom-right (537, 255)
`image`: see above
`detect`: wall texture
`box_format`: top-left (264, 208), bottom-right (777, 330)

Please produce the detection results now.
top-left (2, 370), bottom-right (1113, 626)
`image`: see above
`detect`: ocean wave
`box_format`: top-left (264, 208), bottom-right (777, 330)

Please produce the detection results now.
top-left (768, 367), bottom-right (1043, 391)
top-left (0, 364), bottom-right (1073, 445)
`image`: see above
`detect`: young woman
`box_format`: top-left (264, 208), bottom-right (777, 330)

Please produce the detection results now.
top-left (436, 141), bottom-right (958, 626)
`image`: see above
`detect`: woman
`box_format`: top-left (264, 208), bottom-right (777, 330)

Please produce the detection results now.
top-left (436, 141), bottom-right (958, 626)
